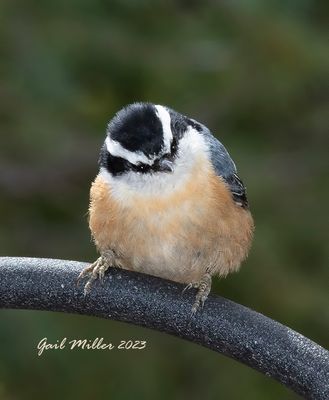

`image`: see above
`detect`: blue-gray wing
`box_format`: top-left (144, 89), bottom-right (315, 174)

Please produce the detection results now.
top-left (200, 127), bottom-right (249, 208)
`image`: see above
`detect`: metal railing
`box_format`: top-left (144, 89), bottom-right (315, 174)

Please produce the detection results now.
top-left (0, 257), bottom-right (328, 399)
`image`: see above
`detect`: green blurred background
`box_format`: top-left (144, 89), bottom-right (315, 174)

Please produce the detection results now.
top-left (0, 1), bottom-right (328, 399)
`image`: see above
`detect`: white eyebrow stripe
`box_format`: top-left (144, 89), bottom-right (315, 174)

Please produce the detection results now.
top-left (155, 105), bottom-right (173, 154)
top-left (105, 136), bottom-right (153, 166)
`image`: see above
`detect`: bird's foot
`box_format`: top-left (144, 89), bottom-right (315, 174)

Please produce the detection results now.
top-left (183, 272), bottom-right (212, 315)
top-left (77, 250), bottom-right (122, 296)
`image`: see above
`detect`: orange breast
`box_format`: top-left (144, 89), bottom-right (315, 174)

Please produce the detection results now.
top-left (89, 162), bottom-right (254, 283)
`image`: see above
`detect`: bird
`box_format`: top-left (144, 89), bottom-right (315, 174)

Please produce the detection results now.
top-left (78, 102), bottom-right (254, 313)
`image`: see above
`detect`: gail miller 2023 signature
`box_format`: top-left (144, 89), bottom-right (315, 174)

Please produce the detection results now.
top-left (37, 337), bottom-right (147, 356)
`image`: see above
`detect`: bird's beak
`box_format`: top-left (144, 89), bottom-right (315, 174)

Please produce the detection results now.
top-left (158, 158), bottom-right (174, 172)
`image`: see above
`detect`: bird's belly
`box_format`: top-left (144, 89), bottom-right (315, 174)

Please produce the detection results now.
top-left (118, 211), bottom-right (216, 283)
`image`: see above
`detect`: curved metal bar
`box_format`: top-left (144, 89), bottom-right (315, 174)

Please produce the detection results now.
top-left (0, 257), bottom-right (328, 399)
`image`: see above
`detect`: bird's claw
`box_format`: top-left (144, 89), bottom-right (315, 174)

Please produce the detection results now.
top-left (77, 250), bottom-right (120, 294)
top-left (182, 281), bottom-right (199, 293)
top-left (184, 272), bottom-right (212, 315)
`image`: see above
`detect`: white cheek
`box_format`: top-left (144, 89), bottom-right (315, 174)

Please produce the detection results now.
top-left (100, 127), bottom-right (209, 204)
top-left (179, 126), bottom-right (208, 157)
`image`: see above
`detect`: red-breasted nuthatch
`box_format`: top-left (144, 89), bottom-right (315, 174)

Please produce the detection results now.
top-left (78, 103), bottom-right (254, 313)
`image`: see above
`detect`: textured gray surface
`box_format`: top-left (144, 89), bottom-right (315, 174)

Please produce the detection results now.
top-left (0, 257), bottom-right (328, 399)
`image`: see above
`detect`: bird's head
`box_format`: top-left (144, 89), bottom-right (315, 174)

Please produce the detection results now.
top-left (99, 102), bottom-right (207, 176)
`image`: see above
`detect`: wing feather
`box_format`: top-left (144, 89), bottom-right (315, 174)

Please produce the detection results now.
top-left (199, 127), bottom-right (249, 208)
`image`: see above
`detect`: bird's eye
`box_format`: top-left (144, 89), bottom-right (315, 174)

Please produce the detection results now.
top-left (171, 138), bottom-right (178, 153)
top-left (135, 163), bottom-right (151, 173)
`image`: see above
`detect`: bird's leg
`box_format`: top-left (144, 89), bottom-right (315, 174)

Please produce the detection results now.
top-left (77, 250), bottom-right (123, 295)
top-left (184, 272), bottom-right (212, 315)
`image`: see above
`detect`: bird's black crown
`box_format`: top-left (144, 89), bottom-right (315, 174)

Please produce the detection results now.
top-left (107, 102), bottom-right (164, 158)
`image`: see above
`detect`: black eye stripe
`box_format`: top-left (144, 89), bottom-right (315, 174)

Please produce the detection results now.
top-left (132, 163), bottom-right (152, 174)
top-left (99, 135), bottom-right (180, 177)
top-left (101, 152), bottom-right (130, 176)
